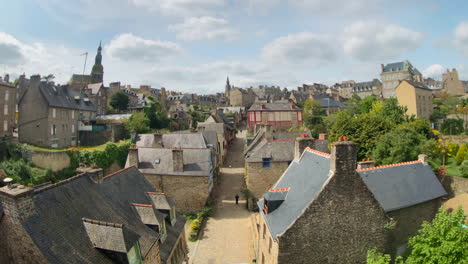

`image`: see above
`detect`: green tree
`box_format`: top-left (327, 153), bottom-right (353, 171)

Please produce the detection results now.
top-left (303, 99), bottom-right (325, 119)
top-left (397, 118), bottom-right (434, 139)
top-left (42, 74), bottom-right (55, 82)
top-left (460, 160), bottom-right (468, 178)
top-left (345, 94), bottom-right (362, 115)
top-left (359, 95), bottom-right (378, 114)
top-left (367, 207), bottom-right (468, 264)
top-left (440, 118), bottom-right (464, 135)
top-left (371, 128), bottom-right (435, 165)
top-left (110, 91), bottom-right (130, 111)
top-left (144, 96), bottom-right (170, 129)
top-left (380, 97), bottom-right (408, 125)
top-left (456, 143), bottom-right (467, 165)
top-left (125, 112), bottom-right (150, 133)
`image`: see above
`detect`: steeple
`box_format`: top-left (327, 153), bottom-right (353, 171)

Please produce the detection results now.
top-left (225, 76), bottom-right (231, 95)
top-left (91, 41), bottom-right (104, 84)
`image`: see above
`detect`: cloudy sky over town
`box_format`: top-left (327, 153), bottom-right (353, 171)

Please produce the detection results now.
top-left (1, 0), bottom-right (468, 93)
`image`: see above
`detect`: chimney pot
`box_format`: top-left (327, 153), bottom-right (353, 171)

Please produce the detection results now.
top-left (319, 133), bottom-right (327, 140)
top-left (418, 154), bottom-right (428, 163)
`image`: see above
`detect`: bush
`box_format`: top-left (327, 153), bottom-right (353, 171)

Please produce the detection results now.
top-left (456, 143), bottom-right (467, 165)
top-left (461, 160), bottom-right (468, 178)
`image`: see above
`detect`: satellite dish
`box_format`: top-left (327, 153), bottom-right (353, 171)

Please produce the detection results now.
top-left (3, 177), bottom-right (12, 183)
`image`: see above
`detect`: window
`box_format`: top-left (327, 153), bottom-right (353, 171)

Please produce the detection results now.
top-left (52, 108), bottom-right (56, 118)
top-left (269, 237), bottom-right (272, 253)
top-left (71, 110), bottom-right (75, 119)
top-left (262, 158), bottom-right (271, 168)
top-left (71, 124), bottom-right (75, 133)
top-left (3, 104), bottom-right (7, 115)
top-left (5, 90), bottom-right (9, 101)
top-left (51, 124), bottom-right (56, 135)
top-left (3, 120), bottom-right (7, 131)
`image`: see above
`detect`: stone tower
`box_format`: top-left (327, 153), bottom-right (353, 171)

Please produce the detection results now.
top-left (442, 68), bottom-right (464, 95)
top-left (91, 42), bottom-right (104, 84)
top-left (225, 76), bottom-right (231, 96)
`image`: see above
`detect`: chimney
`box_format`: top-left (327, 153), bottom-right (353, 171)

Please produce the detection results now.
top-left (319, 133), bottom-right (327, 140)
top-left (295, 136), bottom-right (314, 160)
top-left (290, 102), bottom-right (296, 109)
top-left (77, 167), bottom-right (104, 184)
top-left (153, 134), bottom-right (163, 147)
top-left (4, 74), bottom-right (9, 83)
top-left (172, 149), bottom-right (184, 172)
top-left (261, 103), bottom-right (266, 110)
top-left (128, 146), bottom-right (139, 168)
top-left (0, 184), bottom-right (35, 221)
top-left (330, 137), bottom-right (358, 175)
top-left (418, 154), bottom-right (428, 163)
top-left (30, 74), bottom-right (41, 87)
top-left (381, 64), bottom-right (384, 72)
top-left (357, 160), bottom-right (375, 170)
top-left (264, 124), bottom-right (273, 140)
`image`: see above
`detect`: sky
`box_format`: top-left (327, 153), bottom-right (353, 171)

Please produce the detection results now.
top-left (1, 0), bottom-right (468, 94)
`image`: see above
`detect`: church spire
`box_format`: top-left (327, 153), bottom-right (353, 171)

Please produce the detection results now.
top-left (91, 41), bottom-right (104, 83)
top-left (225, 76), bottom-right (231, 94)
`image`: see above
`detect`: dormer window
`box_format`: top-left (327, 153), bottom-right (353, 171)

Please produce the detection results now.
top-left (262, 157), bottom-right (272, 168)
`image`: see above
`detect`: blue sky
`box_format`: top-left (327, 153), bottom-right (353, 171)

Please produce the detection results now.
top-left (1, 0), bottom-right (468, 94)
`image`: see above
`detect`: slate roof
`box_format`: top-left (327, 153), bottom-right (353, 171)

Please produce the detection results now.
top-left (248, 101), bottom-right (299, 111)
top-left (258, 149), bottom-right (447, 239)
top-left (311, 95), bottom-right (344, 108)
top-left (35, 81), bottom-right (96, 111)
top-left (244, 129), bottom-right (313, 157)
top-left (245, 139), bottom-right (296, 162)
top-left (160, 214), bottom-right (186, 261)
top-left (136, 132), bottom-right (210, 149)
top-left (353, 79), bottom-right (381, 92)
top-left (129, 148), bottom-right (212, 176)
top-left (403, 80), bottom-right (432, 91)
top-left (382, 61), bottom-right (421, 76)
top-left (20, 167), bottom-right (160, 263)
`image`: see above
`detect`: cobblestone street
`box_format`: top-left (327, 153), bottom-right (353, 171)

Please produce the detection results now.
top-left (188, 130), bottom-right (255, 264)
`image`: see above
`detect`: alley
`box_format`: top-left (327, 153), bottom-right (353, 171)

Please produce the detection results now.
top-left (189, 130), bottom-right (255, 264)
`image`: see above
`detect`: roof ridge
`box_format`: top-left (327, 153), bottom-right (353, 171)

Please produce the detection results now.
top-left (82, 217), bottom-right (124, 228)
top-left (103, 166), bottom-right (136, 180)
top-left (146, 192), bottom-right (166, 195)
top-left (356, 160), bottom-right (422, 172)
top-left (305, 147), bottom-right (331, 157)
top-left (33, 172), bottom-right (88, 194)
top-left (131, 203), bottom-right (153, 208)
top-left (264, 138), bottom-right (296, 142)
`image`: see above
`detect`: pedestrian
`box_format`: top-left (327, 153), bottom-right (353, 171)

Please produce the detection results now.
top-left (235, 194), bottom-right (239, 204)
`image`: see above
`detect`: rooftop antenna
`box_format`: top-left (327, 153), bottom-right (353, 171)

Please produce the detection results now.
top-left (3, 177), bottom-right (13, 189)
top-left (80, 52), bottom-right (88, 76)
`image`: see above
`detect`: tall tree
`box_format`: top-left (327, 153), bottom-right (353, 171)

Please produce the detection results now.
top-left (110, 91), bottom-right (129, 111)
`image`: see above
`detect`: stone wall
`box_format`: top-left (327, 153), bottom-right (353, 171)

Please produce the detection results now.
top-left (387, 199), bottom-right (442, 255)
top-left (143, 174), bottom-right (210, 214)
top-left (79, 130), bottom-right (112, 146)
top-left (440, 135), bottom-right (468, 146)
top-left (22, 149), bottom-right (71, 172)
top-left (440, 175), bottom-right (468, 197)
top-left (246, 161), bottom-right (289, 200)
top-left (257, 213), bottom-right (280, 264)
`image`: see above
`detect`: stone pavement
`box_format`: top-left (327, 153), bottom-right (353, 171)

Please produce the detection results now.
top-left (188, 130), bottom-right (255, 264)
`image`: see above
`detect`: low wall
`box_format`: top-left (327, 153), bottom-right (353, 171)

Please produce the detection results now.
top-left (439, 135), bottom-right (468, 145)
top-left (440, 175), bottom-right (468, 197)
top-left (22, 150), bottom-right (71, 172)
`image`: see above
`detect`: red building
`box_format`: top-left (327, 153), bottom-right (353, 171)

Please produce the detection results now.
top-left (247, 100), bottom-right (303, 132)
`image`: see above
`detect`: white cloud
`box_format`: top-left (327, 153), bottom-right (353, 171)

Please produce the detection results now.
top-left (288, 0), bottom-right (382, 14)
top-left (261, 32), bottom-right (337, 65)
top-left (0, 32), bottom-right (28, 66)
top-left (343, 21), bottom-right (424, 61)
top-left (423, 64), bottom-right (446, 79)
top-left (454, 21), bottom-right (468, 57)
top-left (169, 16), bottom-right (238, 41)
top-left (105, 33), bottom-right (182, 62)
top-left (130, 0), bottom-right (225, 16)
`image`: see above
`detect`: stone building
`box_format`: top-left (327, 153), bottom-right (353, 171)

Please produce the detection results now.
top-left (247, 101), bottom-right (303, 132)
top-left (244, 125), bottom-right (329, 201)
top-left (254, 140), bottom-right (446, 264)
top-left (18, 75), bottom-right (97, 148)
top-left (68, 43), bottom-right (104, 91)
top-left (396, 80), bottom-right (433, 119)
top-left (381, 60), bottom-right (423, 98)
top-left (0, 76), bottom-right (16, 137)
top-left (0, 166), bottom-right (188, 264)
top-left (228, 88), bottom-right (256, 108)
top-left (126, 147), bottom-right (214, 214)
top-left (83, 83), bottom-right (108, 115)
top-left (309, 94), bottom-right (344, 115)
top-left (442, 68), bottom-right (465, 95)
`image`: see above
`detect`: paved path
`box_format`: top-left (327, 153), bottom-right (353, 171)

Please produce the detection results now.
top-left (189, 130), bottom-right (255, 264)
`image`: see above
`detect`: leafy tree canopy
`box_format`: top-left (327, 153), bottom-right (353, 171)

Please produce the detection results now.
top-left (440, 118), bottom-right (464, 135)
top-left (125, 112), bottom-right (150, 133)
top-left (110, 91), bottom-right (129, 111)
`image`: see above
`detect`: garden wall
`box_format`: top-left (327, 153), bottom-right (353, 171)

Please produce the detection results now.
top-left (439, 135), bottom-right (468, 145)
top-left (22, 149), bottom-right (70, 172)
top-left (440, 175), bottom-right (468, 197)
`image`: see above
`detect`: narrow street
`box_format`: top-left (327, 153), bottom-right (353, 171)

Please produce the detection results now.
top-left (188, 130), bottom-right (255, 264)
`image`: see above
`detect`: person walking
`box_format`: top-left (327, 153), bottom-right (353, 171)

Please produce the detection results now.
top-left (235, 194), bottom-right (239, 204)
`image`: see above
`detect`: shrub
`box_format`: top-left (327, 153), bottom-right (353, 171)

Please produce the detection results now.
top-left (455, 143), bottom-right (467, 165)
top-left (461, 160), bottom-right (468, 178)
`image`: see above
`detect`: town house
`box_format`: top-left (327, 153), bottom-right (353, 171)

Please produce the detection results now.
top-left (247, 101), bottom-right (303, 133)
top-left (0, 166), bottom-right (188, 264)
top-left (0, 76), bottom-right (16, 137)
top-left (18, 75), bottom-right (96, 148)
top-left (396, 80), bottom-right (434, 119)
top-left (254, 139), bottom-right (447, 264)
